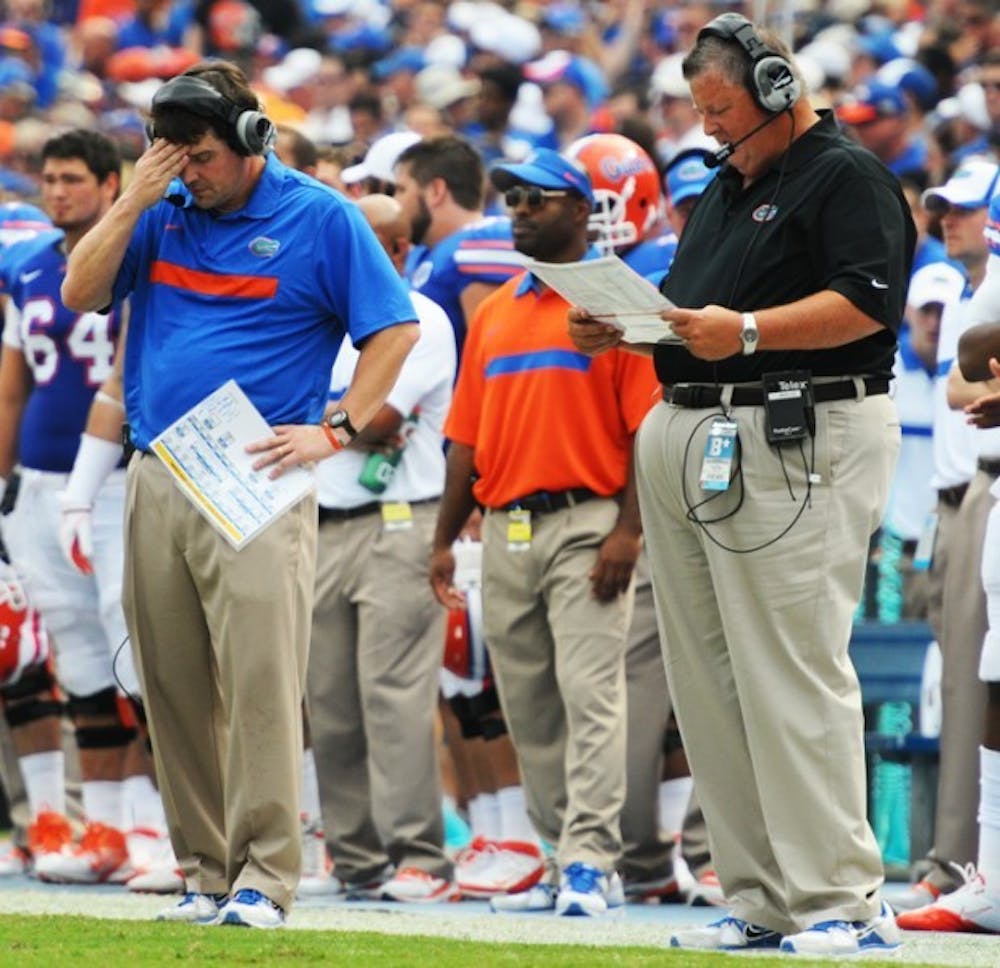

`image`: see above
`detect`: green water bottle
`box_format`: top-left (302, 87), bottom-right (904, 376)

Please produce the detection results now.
top-left (357, 409), bottom-right (419, 494)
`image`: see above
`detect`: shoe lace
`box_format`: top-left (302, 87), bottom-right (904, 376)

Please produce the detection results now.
top-left (947, 861), bottom-right (979, 887)
top-left (78, 822), bottom-right (124, 852)
top-left (563, 862), bottom-right (602, 893)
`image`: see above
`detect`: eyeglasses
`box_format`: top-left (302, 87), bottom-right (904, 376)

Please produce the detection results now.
top-left (504, 186), bottom-right (568, 209)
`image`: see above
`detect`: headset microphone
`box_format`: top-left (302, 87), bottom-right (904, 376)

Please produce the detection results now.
top-left (704, 109), bottom-right (788, 169)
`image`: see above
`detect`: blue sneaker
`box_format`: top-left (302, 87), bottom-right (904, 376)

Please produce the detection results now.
top-left (779, 901), bottom-right (901, 956)
top-left (555, 862), bottom-right (625, 917)
top-left (216, 888), bottom-right (285, 928)
top-left (670, 914), bottom-right (783, 950)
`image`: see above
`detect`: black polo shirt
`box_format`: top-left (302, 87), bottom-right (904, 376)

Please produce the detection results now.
top-left (656, 111), bottom-right (916, 385)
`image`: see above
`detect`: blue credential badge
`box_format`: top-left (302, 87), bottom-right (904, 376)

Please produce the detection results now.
top-left (700, 419), bottom-right (738, 492)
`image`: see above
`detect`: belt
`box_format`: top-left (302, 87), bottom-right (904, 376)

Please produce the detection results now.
top-left (938, 483), bottom-right (969, 508)
top-left (318, 497), bottom-right (438, 523)
top-left (978, 458), bottom-right (1000, 477)
top-left (499, 487), bottom-right (600, 514)
top-left (662, 376), bottom-right (890, 409)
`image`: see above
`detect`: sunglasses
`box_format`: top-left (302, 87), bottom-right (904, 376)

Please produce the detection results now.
top-left (504, 186), bottom-right (568, 209)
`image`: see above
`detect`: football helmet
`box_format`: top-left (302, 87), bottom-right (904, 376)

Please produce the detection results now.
top-left (0, 559), bottom-right (49, 688)
top-left (565, 133), bottom-right (662, 254)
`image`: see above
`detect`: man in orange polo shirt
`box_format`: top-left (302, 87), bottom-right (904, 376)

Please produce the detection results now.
top-left (429, 149), bottom-right (659, 917)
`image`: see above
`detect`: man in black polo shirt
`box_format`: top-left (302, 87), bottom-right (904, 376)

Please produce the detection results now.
top-left (569, 13), bottom-right (914, 956)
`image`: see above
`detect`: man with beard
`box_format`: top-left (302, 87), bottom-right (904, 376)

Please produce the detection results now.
top-left (429, 148), bottom-right (659, 916)
top-left (394, 136), bottom-right (523, 360)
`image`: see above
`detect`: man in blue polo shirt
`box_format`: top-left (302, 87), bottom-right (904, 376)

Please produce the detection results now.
top-left (60, 60), bottom-right (418, 928)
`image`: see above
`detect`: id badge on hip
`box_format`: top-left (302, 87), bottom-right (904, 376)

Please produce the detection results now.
top-left (507, 509), bottom-right (532, 551)
top-left (700, 419), bottom-right (738, 492)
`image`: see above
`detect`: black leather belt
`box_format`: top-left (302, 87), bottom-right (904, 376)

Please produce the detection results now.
top-left (978, 458), bottom-right (1000, 477)
top-left (318, 497), bottom-right (438, 524)
top-left (499, 487), bottom-right (600, 514)
top-left (662, 376), bottom-right (890, 409)
top-left (938, 483), bottom-right (969, 508)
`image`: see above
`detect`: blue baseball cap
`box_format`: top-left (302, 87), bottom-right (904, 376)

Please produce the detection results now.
top-left (371, 46), bottom-right (425, 82)
top-left (836, 80), bottom-right (907, 125)
top-left (875, 58), bottom-right (938, 112)
top-left (489, 148), bottom-right (595, 206)
top-left (664, 149), bottom-right (717, 207)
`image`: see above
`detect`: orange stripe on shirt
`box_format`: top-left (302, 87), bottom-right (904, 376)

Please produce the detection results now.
top-left (457, 263), bottom-right (522, 276)
top-left (150, 260), bottom-right (278, 299)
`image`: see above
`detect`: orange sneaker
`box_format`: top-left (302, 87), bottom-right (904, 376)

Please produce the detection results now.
top-left (896, 870), bottom-right (1000, 933)
top-left (35, 820), bottom-right (130, 884)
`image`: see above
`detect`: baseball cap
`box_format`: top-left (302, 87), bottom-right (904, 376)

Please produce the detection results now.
top-left (906, 262), bottom-right (966, 309)
top-left (876, 58), bottom-right (938, 111)
top-left (836, 80), bottom-right (907, 125)
top-left (371, 46), bottom-right (426, 82)
top-left (664, 149), bottom-right (717, 207)
top-left (340, 130), bottom-right (421, 185)
top-left (262, 47), bottom-right (322, 93)
top-left (415, 65), bottom-right (480, 111)
top-left (523, 51), bottom-right (608, 110)
top-left (649, 53), bottom-right (689, 101)
top-left (921, 160), bottom-right (1000, 214)
top-left (489, 148), bottom-right (594, 205)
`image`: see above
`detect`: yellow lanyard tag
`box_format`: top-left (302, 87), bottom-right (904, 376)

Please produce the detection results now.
top-left (381, 501), bottom-right (414, 532)
top-left (507, 509), bottom-right (532, 551)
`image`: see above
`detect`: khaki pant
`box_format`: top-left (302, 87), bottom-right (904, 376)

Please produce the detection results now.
top-left (306, 502), bottom-right (449, 881)
top-left (925, 472), bottom-right (995, 887)
top-left (482, 498), bottom-right (632, 873)
top-left (636, 394), bottom-right (899, 934)
top-left (122, 455), bottom-right (316, 912)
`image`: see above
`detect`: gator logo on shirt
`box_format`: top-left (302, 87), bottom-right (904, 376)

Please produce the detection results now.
top-left (752, 204), bottom-right (778, 223)
top-left (249, 236), bottom-right (280, 257)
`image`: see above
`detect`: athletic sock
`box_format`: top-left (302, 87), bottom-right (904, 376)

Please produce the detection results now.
top-left (467, 792), bottom-right (501, 841)
top-left (978, 745), bottom-right (1000, 885)
top-left (20, 750), bottom-right (65, 817)
top-left (659, 776), bottom-right (694, 839)
top-left (496, 785), bottom-right (538, 844)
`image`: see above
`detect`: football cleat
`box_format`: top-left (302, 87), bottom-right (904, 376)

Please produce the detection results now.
top-left (125, 827), bottom-right (183, 894)
top-left (0, 843), bottom-right (29, 876)
top-left (35, 820), bottom-right (129, 884)
top-left (457, 839), bottom-right (545, 899)
top-left (896, 869), bottom-right (1000, 933)
top-left (380, 866), bottom-right (459, 903)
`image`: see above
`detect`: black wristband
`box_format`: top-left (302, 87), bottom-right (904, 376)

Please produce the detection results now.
top-left (327, 408), bottom-right (358, 439)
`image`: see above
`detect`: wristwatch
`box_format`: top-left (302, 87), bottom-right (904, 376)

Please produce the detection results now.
top-left (740, 312), bottom-right (759, 356)
top-left (321, 407), bottom-right (358, 452)
top-left (326, 408), bottom-right (358, 439)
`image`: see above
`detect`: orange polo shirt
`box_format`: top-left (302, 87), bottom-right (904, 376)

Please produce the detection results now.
top-left (445, 272), bottom-right (659, 509)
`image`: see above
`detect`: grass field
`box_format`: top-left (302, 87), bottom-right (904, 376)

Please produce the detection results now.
top-left (0, 915), bottom-right (904, 967)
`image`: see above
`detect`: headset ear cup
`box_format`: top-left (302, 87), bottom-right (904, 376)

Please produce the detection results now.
top-left (145, 120), bottom-right (155, 143)
top-left (234, 111), bottom-right (276, 155)
top-left (753, 56), bottom-right (799, 113)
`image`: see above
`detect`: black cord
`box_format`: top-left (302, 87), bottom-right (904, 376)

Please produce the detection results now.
top-left (113, 634), bottom-right (144, 709)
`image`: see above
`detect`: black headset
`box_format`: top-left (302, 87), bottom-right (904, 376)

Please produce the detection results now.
top-left (697, 13), bottom-right (800, 114)
top-left (147, 75), bottom-right (276, 156)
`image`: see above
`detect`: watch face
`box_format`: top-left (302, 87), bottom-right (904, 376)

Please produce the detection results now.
top-left (328, 410), bottom-right (347, 428)
top-left (743, 330), bottom-right (758, 345)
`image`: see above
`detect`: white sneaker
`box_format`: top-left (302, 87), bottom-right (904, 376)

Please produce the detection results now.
top-left (35, 821), bottom-right (130, 884)
top-left (896, 869), bottom-right (1000, 933)
top-left (555, 862), bottom-right (625, 917)
top-left (0, 844), bottom-right (29, 876)
top-left (380, 866), bottom-right (459, 902)
top-left (892, 878), bottom-right (942, 911)
top-left (670, 914), bottom-right (783, 950)
top-left (686, 869), bottom-right (726, 907)
top-left (780, 900), bottom-right (901, 956)
top-left (157, 892), bottom-right (227, 924)
top-left (299, 863), bottom-right (393, 900)
top-left (490, 883), bottom-right (558, 912)
top-left (215, 888), bottom-right (285, 928)
top-left (458, 840), bottom-right (545, 898)
top-left (125, 827), bottom-right (184, 894)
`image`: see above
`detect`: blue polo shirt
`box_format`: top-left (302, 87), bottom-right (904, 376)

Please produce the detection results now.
top-left (114, 153), bottom-right (416, 449)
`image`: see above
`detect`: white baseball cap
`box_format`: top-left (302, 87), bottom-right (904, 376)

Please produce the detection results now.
top-left (907, 262), bottom-right (966, 309)
top-left (340, 130), bottom-right (421, 184)
top-left (922, 159), bottom-right (1000, 214)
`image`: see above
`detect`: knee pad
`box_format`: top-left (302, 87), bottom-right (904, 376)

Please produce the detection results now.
top-left (480, 713), bottom-right (508, 742)
top-left (66, 686), bottom-right (137, 747)
top-left (1, 661), bottom-right (55, 703)
top-left (2, 663), bottom-right (62, 727)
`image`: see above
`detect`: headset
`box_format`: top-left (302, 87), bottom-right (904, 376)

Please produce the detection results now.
top-left (697, 13), bottom-right (800, 114)
top-left (146, 75), bottom-right (276, 156)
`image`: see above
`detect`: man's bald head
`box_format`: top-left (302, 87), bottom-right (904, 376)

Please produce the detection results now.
top-left (357, 194), bottom-right (411, 275)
